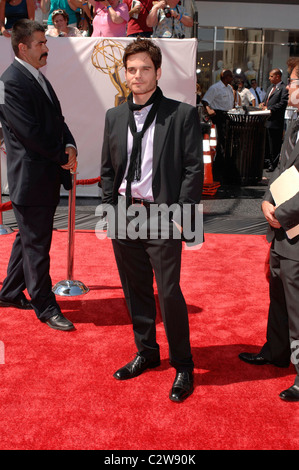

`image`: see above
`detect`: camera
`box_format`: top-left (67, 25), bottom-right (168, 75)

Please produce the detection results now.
top-left (164, 7), bottom-right (171, 17)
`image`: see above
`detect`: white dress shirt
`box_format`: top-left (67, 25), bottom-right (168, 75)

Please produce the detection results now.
top-left (202, 80), bottom-right (234, 111)
top-left (119, 104), bottom-right (156, 201)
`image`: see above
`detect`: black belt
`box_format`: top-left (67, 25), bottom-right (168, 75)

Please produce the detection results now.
top-left (127, 196), bottom-right (154, 209)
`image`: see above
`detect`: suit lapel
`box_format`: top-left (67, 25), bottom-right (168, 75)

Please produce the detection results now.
top-left (117, 104), bottom-right (129, 178)
top-left (42, 74), bottom-right (61, 111)
top-left (12, 60), bottom-right (58, 110)
top-left (152, 98), bottom-right (173, 181)
top-left (280, 121), bottom-right (299, 171)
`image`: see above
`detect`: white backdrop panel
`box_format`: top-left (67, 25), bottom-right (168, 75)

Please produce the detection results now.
top-left (0, 37), bottom-right (197, 196)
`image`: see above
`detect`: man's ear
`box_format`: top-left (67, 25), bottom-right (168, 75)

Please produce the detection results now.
top-left (156, 67), bottom-right (162, 82)
top-left (18, 42), bottom-right (27, 57)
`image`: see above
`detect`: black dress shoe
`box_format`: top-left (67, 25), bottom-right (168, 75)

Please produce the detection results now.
top-left (0, 296), bottom-right (33, 310)
top-left (279, 385), bottom-right (299, 402)
top-left (113, 353), bottom-right (160, 380)
top-left (45, 313), bottom-right (74, 331)
top-left (239, 352), bottom-right (289, 368)
top-left (169, 371), bottom-right (194, 403)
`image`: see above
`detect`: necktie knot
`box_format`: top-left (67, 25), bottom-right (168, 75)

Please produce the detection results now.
top-left (37, 72), bottom-right (52, 102)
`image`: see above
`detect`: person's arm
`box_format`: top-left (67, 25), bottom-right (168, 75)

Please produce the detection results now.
top-left (26, 0), bottom-right (36, 20)
top-left (262, 200), bottom-right (281, 229)
top-left (128, 0), bottom-right (141, 18)
top-left (146, 0), bottom-right (165, 27)
top-left (101, 110), bottom-right (115, 205)
top-left (101, 0), bottom-right (125, 24)
top-left (0, 1), bottom-right (10, 37)
top-left (67, 0), bottom-right (79, 12)
top-left (274, 191), bottom-right (299, 232)
top-left (40, 0), bottom-right (50, 13)
top-left (2, 77), bottom-right (73, 164)
top-left (265, 86), bottom-right (289, 113)
top-left (171, 8), bottom-right (193, 27)
top-left (201, 100), bottom-right (216, 117)
top-left (62, 145), bottom-right (77, 171)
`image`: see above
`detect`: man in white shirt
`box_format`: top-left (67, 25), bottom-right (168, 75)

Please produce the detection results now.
top-left (249, 78), bottom-right (266, 106)
top-left (101, 38), bottom-right (203, 403)
top-left (238, 80), bottom-right (256, 107)
top-left (202, 69), bottom-right (234, 181)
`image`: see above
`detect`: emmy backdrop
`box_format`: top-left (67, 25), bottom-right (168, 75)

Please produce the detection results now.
top-left (0, 37), bottom-right (198, 197)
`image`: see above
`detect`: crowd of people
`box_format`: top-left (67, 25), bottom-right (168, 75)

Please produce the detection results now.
top-left (0, 0), bottom-right (194, 38)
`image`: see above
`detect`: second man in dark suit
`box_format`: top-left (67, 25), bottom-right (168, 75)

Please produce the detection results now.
top-left (239, 57), bottom-right (299, 402)
top-left (261, 68), bottom-right (288, 171)
top-left (101, 38), bottom-right (203, 402)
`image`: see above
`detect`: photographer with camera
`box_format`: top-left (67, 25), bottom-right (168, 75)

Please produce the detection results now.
top-left (146, 0), bottom-right (192, 38)
top-left (90, 0), bottom-right (129, 37)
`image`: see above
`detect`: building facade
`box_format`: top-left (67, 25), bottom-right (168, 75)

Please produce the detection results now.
top-left (192, 0), bottom-right (299, 93)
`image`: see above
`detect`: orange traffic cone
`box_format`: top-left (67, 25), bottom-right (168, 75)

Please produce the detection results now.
top-left (209, 123), bottom-right (217, 151)
top-left (202, 131), bottom-right (221, 197)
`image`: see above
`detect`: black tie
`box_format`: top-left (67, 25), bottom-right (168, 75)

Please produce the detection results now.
top-left (125, 87), bottom-right (163, 201)
top-left (255, 89), bottom-right (261, 104)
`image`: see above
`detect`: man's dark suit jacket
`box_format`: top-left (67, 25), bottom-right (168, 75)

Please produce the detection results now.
top-left (264, 81), bottom-right (288, 129)
top-left (0, 59), bottom-right (75, 207)
top-left (263, 120), bottom-right (299, 261)
top-left (101, 95), bottom-right (204, 237)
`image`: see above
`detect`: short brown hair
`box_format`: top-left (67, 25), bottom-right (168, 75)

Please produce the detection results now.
top-left (287, 57), bottom-right (299, 78)
top-left (123, 37), bottom-right (162, 71)
top-left (52, 9), bottom-right (69, 24)
top-left (11, 19), bottom-right (45, 57)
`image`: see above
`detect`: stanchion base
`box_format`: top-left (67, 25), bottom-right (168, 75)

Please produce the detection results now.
top-left (0, 224), bottom-right (13, 235)
top-left (52, 280), bottom-right (89, 297)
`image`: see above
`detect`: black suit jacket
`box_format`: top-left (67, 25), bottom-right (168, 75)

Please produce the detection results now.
top-left (264, 120), bottom-right (299, 261)
top-left (101, 96), bottom-right (204, 238)
top-left (264, 82), bottom-right (288, 129)
top-left (0, 60), bottom-right (75, 206)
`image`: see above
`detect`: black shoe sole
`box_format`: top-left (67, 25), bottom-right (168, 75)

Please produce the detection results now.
top-left (45, 321), bottom-right (75, 331)
top-left (169, 385), bottom-right (194, 403)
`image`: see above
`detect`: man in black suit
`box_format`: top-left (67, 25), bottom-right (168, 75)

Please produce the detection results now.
top-left (0, 19), bottom-right (76, 331)
top-left (260, 68), bottom-right (288, 171)
top-left (101, 38), bottom-right (203, 402)
top-left (239, 57), bottom-right (299, 402)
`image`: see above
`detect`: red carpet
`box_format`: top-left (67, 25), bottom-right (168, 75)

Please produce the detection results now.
top-left (0, 230), bottom-right (298, 450)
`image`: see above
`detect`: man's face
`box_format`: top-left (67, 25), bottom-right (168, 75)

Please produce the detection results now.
top-left (125, 52), bottom-right (161, 104)
top-left (222, 72), bottom-right (233, 86)
top-left (19, 31), bottom-right (49, 69)
top-left (287, 67), bottom-right (299, 110)
top-left (251, 80), bottom-right (257, 89)
top-left (269, 71), bottom-right (280, 85)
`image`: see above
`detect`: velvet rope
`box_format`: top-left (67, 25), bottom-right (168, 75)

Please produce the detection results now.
top-left (76, 177), bottom-right (101, 186)
top-left (0, 201), bottom-right (12, 212)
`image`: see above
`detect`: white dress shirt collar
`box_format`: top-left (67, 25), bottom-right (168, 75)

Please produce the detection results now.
top-left (15, 56), bottom-right (40, 82)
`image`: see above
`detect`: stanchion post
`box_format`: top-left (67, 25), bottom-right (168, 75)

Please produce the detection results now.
top-left (52, 163), bottom-right (89, 296)
top-left (0, 142), bottom-right (13, 235)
